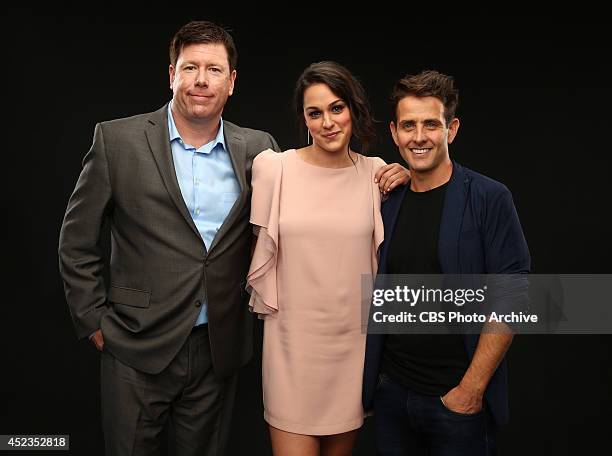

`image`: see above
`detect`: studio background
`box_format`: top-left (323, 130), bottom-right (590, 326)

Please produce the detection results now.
top-left (2, 9), bottom-right (611, 455)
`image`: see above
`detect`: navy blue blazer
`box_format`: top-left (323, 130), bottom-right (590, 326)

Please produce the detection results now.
top-left (362, 161), bottom-right (530, 427)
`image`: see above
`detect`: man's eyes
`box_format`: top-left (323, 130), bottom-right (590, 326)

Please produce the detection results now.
top-left (183, 66), bottom-right (223, 73)
top-left (401, 122), bottom-right (440, 130)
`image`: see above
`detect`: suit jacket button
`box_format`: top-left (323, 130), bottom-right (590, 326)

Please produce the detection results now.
top-left (195, 300), bottom-right (202, 307)
top-left (205, 260), bottom-right (210, 266)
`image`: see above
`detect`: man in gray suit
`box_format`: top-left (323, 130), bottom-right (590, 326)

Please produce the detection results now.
top-left (58, 21), bottom-right (279, 456)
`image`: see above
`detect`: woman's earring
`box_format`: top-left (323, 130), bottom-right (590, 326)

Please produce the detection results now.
top-left (307, 129), bottom-right (311, 145)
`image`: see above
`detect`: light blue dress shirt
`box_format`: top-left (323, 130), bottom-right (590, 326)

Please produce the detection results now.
top-left (167, 102), bottom-right (241, 326)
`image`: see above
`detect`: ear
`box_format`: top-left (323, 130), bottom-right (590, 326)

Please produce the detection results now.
top-left (390, 121), bottom-right (399, 146)
top-left (228, 69), bottom-right (237, 96)
top-left (447, 118), bottom-right (460, 144)
top-left (169, 64), bottom-right (176, 91)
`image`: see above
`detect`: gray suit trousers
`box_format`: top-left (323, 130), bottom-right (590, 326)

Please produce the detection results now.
top-left (100, 325), bottom-right (237, 456)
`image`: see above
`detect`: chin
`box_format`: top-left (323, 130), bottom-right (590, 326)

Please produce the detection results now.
top-left (192, 108), bottom-right (214, 118)
top-left (328, 147), bottom-right (349, 155)
top-left (317, 142), bottom-right (345, 153)
top-left (409, 162), bottom-right (435, 173)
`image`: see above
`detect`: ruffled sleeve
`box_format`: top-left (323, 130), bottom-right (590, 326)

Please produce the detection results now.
top-left (370, 157), bottom-right (386, 275)
top-left (246, 149), bottom-right (283, 318)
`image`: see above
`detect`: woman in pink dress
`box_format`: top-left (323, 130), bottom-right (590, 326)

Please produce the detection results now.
top-left (247, 61), bottom-right (408, 455)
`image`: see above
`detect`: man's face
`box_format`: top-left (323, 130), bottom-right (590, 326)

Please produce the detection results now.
top-left (169, 43), bottom-right (236, 124)
top-left (390, 95), bottom-right (459, 174)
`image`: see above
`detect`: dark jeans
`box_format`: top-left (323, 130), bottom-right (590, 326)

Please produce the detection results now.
top-left (373, 373), bottom-right (497, 456)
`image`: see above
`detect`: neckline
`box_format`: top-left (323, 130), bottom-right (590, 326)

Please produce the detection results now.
top-left (291, 149), bottom-right (359, 170)
top-left (408, 181), bottom-right (449, 195)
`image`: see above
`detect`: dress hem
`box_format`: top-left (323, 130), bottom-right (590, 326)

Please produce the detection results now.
top-left (264, 410), bottom-right (364, 436)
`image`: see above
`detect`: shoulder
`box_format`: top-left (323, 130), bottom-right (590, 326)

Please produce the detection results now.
top-left (224, 120), bottom-right (277, 148)
top-left (458, 163), bottom-right (516, 214)
top-left (361, 155), bottom-right (387, 173)
top-left (93, 108), bottom-right (166, 150)
top-left (253, 148), bottom-right (285, 166)
top-left (94, 106), bottom-right (169, 146)
top-left (99, 109), bottom-right (158, 132)
top-left (460, 163), bottom-right (511, 199)
top-left (252, 149), bottom-right (291, 185)
top-left (100, 104), bottom-right (167, 128)
top-left (224, 120), bottom-right (270, 138)
top-left (224, 120), bottom-right (279, 155)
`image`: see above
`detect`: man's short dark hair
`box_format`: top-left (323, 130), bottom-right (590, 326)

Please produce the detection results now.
top-left (169, 21), bottom-right (237, 72)
top-left (391, 70), bottom-right (459, 125)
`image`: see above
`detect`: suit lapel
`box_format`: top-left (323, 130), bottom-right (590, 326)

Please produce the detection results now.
top-left (208, 121), bottom-right (247, 253)
top-left (145, 104), bottom-right (203, 243)
top-left (438, 161), bottom-right (470, 274)
top-left (379, 185), bottom-right (408, 275)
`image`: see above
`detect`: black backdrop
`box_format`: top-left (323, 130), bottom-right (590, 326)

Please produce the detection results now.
top-left (2, 9), bottom-right (611, 455)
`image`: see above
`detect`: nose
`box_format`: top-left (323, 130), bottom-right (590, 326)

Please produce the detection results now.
top-left (195, 69), bottom-right (208, 87)
top-left (322, 112), bottom-right (334, 129)
top-left (414, 125), bottom-right (426, 144)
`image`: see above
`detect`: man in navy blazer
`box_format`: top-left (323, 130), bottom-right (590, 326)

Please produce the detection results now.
top-left (363, 70), bottom-right (530, 455)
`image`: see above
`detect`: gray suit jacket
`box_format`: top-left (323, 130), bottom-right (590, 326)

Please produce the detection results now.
top-left (59, 103), bottom-right (280, 377)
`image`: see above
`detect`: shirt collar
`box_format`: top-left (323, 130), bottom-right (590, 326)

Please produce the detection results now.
top-left (167, 101), bottom-right (226, 154)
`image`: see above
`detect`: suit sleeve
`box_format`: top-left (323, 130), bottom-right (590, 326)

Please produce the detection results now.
top-left (267, 132), bottom-right (281, 153)
top-left (483, 187), bottom-right (531, 316)
top-left (484, 187), bottom-right (530, 274)
top-left (58, 123), bottom-right (113, 339)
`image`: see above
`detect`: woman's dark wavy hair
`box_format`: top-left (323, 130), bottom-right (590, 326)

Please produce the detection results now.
top-left (294, 61), bottom-right (376, 153)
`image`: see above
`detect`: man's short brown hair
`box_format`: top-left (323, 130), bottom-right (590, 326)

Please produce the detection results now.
top-left (169, 20), bottom-right (237, 72)
top-left (391, 70), bottom-right (459, 125)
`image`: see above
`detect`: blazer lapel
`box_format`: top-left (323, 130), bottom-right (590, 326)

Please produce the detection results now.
top-left (145, 104), bottom-right (203, 242)
top-left (438, 161), bottom-right (470, 274)
top-left (379, 185), bottom-right (408, 275)
top-left (207, 122), bottom-right (247, 253)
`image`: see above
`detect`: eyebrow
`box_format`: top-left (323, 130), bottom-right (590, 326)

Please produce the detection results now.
top-left (305, 99), bottom-right (343, 111)
top-left (400, 118), bottom-right (443, 126)
top-left (180, 60), bottom-right (226, 68)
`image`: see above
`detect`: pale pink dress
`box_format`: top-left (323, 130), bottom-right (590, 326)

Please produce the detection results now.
top-left (247, 149), bottom-right (384, 435)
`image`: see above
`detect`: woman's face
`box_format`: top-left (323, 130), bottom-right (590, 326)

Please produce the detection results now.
top-left (303, 83), bottom-right (352, 153)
